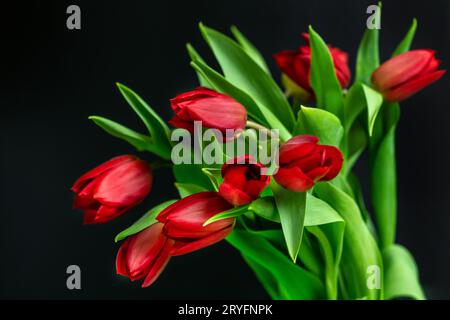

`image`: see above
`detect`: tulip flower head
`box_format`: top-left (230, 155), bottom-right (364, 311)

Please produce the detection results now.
top-left (116, 192), bottom-right (235, 287)
top-left (274, 135), bottom-right (343, 192)
top-left (169, 87), bottom-right (247, 135)
top-left (274, 33), bottom-right (351, 99)
top-left (71, 155), bottom-right (152, 224)
top-left (372, 49), bottom-right (445, 102)
top-left (218, 155), bottom-right (270, 206)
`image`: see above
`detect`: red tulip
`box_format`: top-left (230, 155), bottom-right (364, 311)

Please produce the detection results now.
top-left (274, 135), bottom-right (343, 192)
top-left (169, 87), bottom-right (247, 134)
top-left (116, 222), bottom-right (173, 287)
top-left (218, 155), bottom-right (270, 206)
top-left (158, 192), bottom-right (235, 256)
top-left (274, 33), bottom-right (351, 98)
top-left (116, 192), bottom-right (235, 287)
top-left (71, 155), bottom-right (152, 224)
top-left (372, 49), bottom-right (445, 102)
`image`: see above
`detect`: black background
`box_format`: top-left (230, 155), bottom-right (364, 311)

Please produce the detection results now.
top-left (1, 0), bottom-right (449, 299)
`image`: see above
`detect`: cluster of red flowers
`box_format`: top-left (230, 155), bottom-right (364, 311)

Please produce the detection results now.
top-left (71, 31), bottom-right (444, 287)
top-left (274, 34), bottom-right (444, 102)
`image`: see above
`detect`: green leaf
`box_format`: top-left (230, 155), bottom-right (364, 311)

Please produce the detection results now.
top-left (271, 181), bottom-right (307, 262)
top-left (370, 102), bottom-right (400, 248)
top-left (199, 23), bottom-right (295, 130)
top-left (203, 205), bottom-right (249, 226)
top-left (226, 218), bottom-right (325, 299)
top-left (230, 25), bottom-right (270, 74)
top-left (305, 194), bottom-right (343, 227)
top-left (371, 125), bottom-right (397, 248)
top-left (308, 26), bottom-right (344, 118)
top-left (190, 59), bottom-right (292, 141)
top-left (201, 167), bottom-right (222, 191)
top-left (173, 164), bottom-right (215, 191)
top-left (355, 5), bottom-right (380, 85)
top-left (249, 197), bottom-right (279, 223)
top-left (116, 83), bottom-right (172, 159)
top-left (89, 116), bottom-right (154, 153)
top-left (246, 193), bottom-right (344, 299)
top-left (294, 105), bottom-right (344, 147)
top-left (240, 254), bottom-right (282, 299)
top-left (114, 200), bottom-right (176, 242)
top-left (362, 84), bottom-right (384, 136)
top-left (383, 244), bottom-right (425, 300)
top-left (174, 182), bottom-right (207, 198)
top-left (314, 182), bottom-right (383, 300)
top-left (186, 43), bottom-right (211, 87)
top-left (305, 195), bottom-right (345, 299)
top-left (346, 121), bottom-right (367, 172)
top-left (392, 18), bottom-right (417, 57)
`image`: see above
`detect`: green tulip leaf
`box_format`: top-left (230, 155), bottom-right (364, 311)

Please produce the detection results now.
top-left (355, 5), bottom-right (380, 85)
top-left (392, 18), bottom-right (417, 57)
top-left (203, 205), bottom-right (250, 226)
top-left (199, 23), bottom-right (295, 130)
top-left (116, 83), bottom-right (172, 160)
top-left (371, 125), bottom-right (397, 248)
top-left (190, 59), bottom-right (292, 141)
top-left (89, 116), bottom-right (158, 154)
top-left (314, 182), bottom-right (383, 300)
top-left (173, 164), bottom-right (216, 191)
top-left (201, 167), bottom-right (222, 191)
top-left (271, 181), bottom-right (307, 263)
top-left (249, 197), bottom-right (279, 223)
top-left (230, 25), bottom-right (270, 74)
top-left (186, 43), bottom-right (211, 87)
top-left (362, 84), bottom-right (384, 136)
top-left (308, 26), bottom-right (344, 118)
top-left (383, 244), bottom-right (425, 300)
top-left (227, 218), bottom-right (325, 299)
top-left (114, 200), bottom-right (176, 242)
top-left (294, 105), bottom-right (344, 147)
top-left (174, 182), bottom-right (208, 198)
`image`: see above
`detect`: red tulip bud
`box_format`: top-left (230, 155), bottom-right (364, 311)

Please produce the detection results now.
top-left (372, 49), bottom-right (445, 102)
top-left (274, 135), bottom-right (343, 192)
top-left (71, 155), bottom-right (152, 224)
top-left (116, 192), bottom-right (235, 287)
top-left (274, 33), bottom-right (351, 97)
top-left (218, 155), bottom-right (270, 206)
top-left (169, 87), bottom-right (247, 134)
top-left (116, 222), bottom-right (173, 287)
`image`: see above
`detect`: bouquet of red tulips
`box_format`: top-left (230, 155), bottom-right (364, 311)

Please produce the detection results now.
top-left (71, 8), bottom-right (444, 299)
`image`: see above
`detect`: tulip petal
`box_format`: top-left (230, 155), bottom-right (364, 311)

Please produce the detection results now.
top-left (372, 50), bottom-right (435, 92)
top-left (383, 70), bottom-right (446, 102)
top-left (218, 182), bottom-right (253, 206)
top-left (125, 223), bottom-right (166, 281)
top-left (141, 239), bottom-right (174, 288)
top-left (183, 96), bottom-right (247, 131)
top-left (116, 238), bottom-right (131, 276)
top-left (93, 160), bottom-right (152, 206)
top-left (274, 166), bottom-right (315, 192)
top-left (71, 155), bottom-right (135, 193)
top-left (157, 192), bottom-right (220, 222)
top-left (320, 145), bottom-right (344, 180)
top-left (244, 179), bottom-right (270, 198)
top-left (83, 205), bottom-right (125, 224)
top-left (161, 193), bottom-right (232, 233)
top-left (279, 135), bottom-right (319, 165)
top-left (170, 224), bottom-right (234, 256)
top-left (168, 115), bottom-right (195, 132)
top-left (164, 217), bottom-right (234, 238)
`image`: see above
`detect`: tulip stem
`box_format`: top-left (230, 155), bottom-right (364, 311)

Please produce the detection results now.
top-left (246, 120), bottom-right (277, 139)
